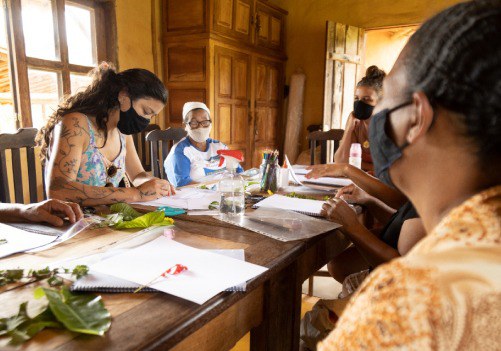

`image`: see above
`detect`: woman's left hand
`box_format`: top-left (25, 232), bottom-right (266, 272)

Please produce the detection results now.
top-left (321, 198), bottom-right (361, 233)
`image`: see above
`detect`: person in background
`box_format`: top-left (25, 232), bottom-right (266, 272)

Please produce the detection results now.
top-left (334, 66), bottom-right (386, 172)
top-left (0, 199), bottom-right (83, 227)
top-left (164, 102), bottom-right (243, 187)
top-left (319, 1), bottom-right (501, 349)
top-left (37, 63), bottom-right (175, 206)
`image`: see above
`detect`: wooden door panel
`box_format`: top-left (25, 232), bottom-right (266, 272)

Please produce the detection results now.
top-left (270, 17), bottom-right (281, 46)
top-left (232, 105), bottom-right (247, 144)
top-left (266, 107), bottom-right (278, 142)
top-left (269, 67), bottom-right (279, 103)
top-left (256, 63), bottom-right (268, 102)
top-left (218, 55), bottom-right (232, 97)
top-left (257, 11), bottom-right (269, 40)
top-left (233, 58), bottom-right (248, 99)
top-left (234, 0), bottom-right (251, 35)
top-left (215, 0), bottom-right (233, 29)
top-left (217, 104), bottom-right (232, 143)
top-left (214, 46), bottom-right (251, 167)
top-left (256, 3), bottom-right (285, 51)
top-left (254, 107), bottom-right (268, 143)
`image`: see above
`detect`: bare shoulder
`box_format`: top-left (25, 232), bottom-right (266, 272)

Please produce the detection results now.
top-left (57, 113), bottom-right (91, 139)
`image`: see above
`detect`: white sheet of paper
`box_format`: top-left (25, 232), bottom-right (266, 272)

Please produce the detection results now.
top-left (72, 249), bottom-right (247, 292)
top-left (91, 237), bottom-right (267, 304)
top-left (296, 174), bottom-right (352, 187)
top-left (132, 188), bottom-right (220, 210)
top-left (285, 156), bottom-right (340, 192)
top-left (0, 223), bottom-right (57, 258)
top-left (254, 194), bottom-right (326, 216)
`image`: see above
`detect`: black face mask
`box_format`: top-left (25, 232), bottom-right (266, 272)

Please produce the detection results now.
top-left (353, 100), bottom-right (375, 120)
top-left (117, 104), bottom-right (150, 135)
top-left (369, 101), bottom-right (412, 187)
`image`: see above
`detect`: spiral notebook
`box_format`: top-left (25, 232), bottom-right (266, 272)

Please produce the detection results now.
top-left (253, 194), bottom-right (326, 217)
top-left (71, 249), bottom-right (247, 293)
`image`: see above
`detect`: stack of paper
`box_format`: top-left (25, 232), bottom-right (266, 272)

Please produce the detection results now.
top-left (91, 237), bottom-right (267, 304)
top-left (132, 188), bottom-right (220, 210)
top-left (254, 194), bottom-right (326, 216)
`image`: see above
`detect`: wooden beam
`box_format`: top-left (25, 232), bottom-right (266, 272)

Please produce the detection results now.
top-left (327, 51), bottom-right (361, 64)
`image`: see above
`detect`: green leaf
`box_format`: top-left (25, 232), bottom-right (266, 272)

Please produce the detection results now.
top-left (110, 203), bottom-right (142, 220)
top-left (39, 287), bottom-right (111, 336)
top-left (0, 302), bottom-right (62, 345)
top-left (115, 211), bottom-right (174, 229)
top-left (72, 265), bottom-right (89, 279)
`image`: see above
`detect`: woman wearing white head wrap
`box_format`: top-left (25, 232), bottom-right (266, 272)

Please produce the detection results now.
top-left (164, 102), bottom-right (243, 187)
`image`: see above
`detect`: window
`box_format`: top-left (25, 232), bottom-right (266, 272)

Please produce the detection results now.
top-left (0, 0), bottom-right (116, 132)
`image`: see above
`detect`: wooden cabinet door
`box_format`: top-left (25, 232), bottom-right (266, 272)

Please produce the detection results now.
top-left (255, 2), bottom-right (284, 51)
top-left (213, 0), bottom-right (253, 44)
top-left (252, 58), bottom-right (283, 167)
top-left (214, 46), bottom-right (251, 167)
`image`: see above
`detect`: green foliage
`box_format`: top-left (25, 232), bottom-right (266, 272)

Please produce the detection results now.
top-left (109, 203), bottom-right (142, 221)
top-left (35, 287), bottom-right (111, 336)
top-left (0, 266), bottom-right (89, 287)
top-left (209, 201), bottom-right (220, 210)
top-left (115, 211), bottom-right (174, 229)
top-left (0, 286), bottom-right (111, 345)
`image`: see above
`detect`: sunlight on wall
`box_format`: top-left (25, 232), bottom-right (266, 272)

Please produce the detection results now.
top-left (365, 27), bottom-right (417, 74)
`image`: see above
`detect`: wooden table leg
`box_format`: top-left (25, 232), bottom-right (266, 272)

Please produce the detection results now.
top-left (250, 261), bottom-right (302, 351)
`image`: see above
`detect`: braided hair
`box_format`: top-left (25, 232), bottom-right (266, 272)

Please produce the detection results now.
top-left (36, 62), bottom-right (168, 162)
top-left (357, 65), bottom-right (386, 97)
top-left (402, 0), bottom-right (501, 171)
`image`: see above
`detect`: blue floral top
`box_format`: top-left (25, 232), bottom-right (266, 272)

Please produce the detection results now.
top-left (74, 117), bottom-right (126, 187)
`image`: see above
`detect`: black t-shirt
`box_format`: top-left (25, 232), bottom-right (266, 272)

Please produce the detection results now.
top-left (380, 201), bottom-right (419, 250)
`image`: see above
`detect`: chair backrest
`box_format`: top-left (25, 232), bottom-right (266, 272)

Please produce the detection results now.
top-left (132, 124), bottom-right (160, 172)
top-left (0, 128), bottom-right (46, 203)
top-left (308, 129), bottom-right (344, 165)
top-left (146, 128), bottom-right (187, 180)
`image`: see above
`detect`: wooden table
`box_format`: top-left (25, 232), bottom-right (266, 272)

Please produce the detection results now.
top-left (0, 204), bottom-right (350, 350)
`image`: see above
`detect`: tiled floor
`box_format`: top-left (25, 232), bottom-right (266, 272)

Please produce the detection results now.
top-left (231, 267), bottom-right (341, 351)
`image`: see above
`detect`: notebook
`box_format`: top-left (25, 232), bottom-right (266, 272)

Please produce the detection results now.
top-left (131, 187), bottom-right (220, 210)
top-left (253, 194), bottom-right (326, 217)
top-left (285, 156), bottom-right (349, 191)
top-left (71, 249), bottom-right (247, 293)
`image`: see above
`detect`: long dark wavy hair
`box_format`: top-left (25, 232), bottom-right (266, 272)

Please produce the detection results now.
top-left (36, 62), bottom-right (168, 162)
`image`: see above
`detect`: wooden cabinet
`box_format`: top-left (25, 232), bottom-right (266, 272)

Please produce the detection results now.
top-left (162, 0), bottom-right (287, 168)
top-left (214, 0), bottom-right (254, 44)
top-left (255, 2), bottom-right (285, 51)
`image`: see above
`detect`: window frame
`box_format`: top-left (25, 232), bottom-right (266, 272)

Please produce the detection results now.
top-left (3, 0), bottom-right (117, 128)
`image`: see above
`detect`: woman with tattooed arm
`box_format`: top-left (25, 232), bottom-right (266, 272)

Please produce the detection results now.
top-left (36, 63), bottom-right (175, 206)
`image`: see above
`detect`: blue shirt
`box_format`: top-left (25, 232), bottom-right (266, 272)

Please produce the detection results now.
top-left (164, 137), bottom-right (243, 187)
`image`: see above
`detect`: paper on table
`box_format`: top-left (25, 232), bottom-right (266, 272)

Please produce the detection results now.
top-left (71, 249), bottom-right (247, 292)
top-left (0, 223), bottom-right (57, 258)
top-left (295, 174), bottom-right (352, 188)
top-left (285, 156), bottom-right (339, 192)
top-left (132, 187), bottom-right (220, 210)
top-left (254, 194), bottom-right (326, 216)
top-left (91, 237), bottom-right (267, 304)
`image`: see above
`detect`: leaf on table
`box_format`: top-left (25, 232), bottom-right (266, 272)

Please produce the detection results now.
top-left (110, 203), bottom-right (142, 221)
top-left (0, 301), bottom-right (62, 345)
top-left (37, 287), bottom-right (111, 336)
top-left (115, 211), bottom-right (174, 229)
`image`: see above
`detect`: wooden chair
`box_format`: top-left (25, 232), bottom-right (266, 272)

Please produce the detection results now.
top-left (132, 124), bottom-right (160, 172)
top-left (146, 128), bottom-right (187, 180)
top-left (0, 128), bottom-right (46, 204)
top-left (306, 128), bottom-right (344, 296)
top-left (308, 129), bottom-right (344, 165)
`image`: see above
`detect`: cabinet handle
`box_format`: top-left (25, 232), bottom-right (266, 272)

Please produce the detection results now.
top-left (255, 13), bottom-right (261, 33)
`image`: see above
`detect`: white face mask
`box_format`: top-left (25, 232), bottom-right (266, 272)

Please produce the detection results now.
top-left (186, 124), bottom-right (211, 143)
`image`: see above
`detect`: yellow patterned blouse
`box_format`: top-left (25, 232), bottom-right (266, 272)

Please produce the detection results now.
top-left (319, 186), bottom-right (501, 350)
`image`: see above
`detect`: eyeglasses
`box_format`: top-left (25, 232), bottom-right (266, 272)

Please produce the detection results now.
top-left (187, 119), bottom-right (212, 129)
top-left (105, 164), bottom-right (120, 188)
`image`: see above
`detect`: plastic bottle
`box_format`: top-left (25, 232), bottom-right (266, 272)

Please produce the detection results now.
top-left (349, 143), bottom-right (362, 169)
top-left (217, 149), bottom-right (245, 216)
